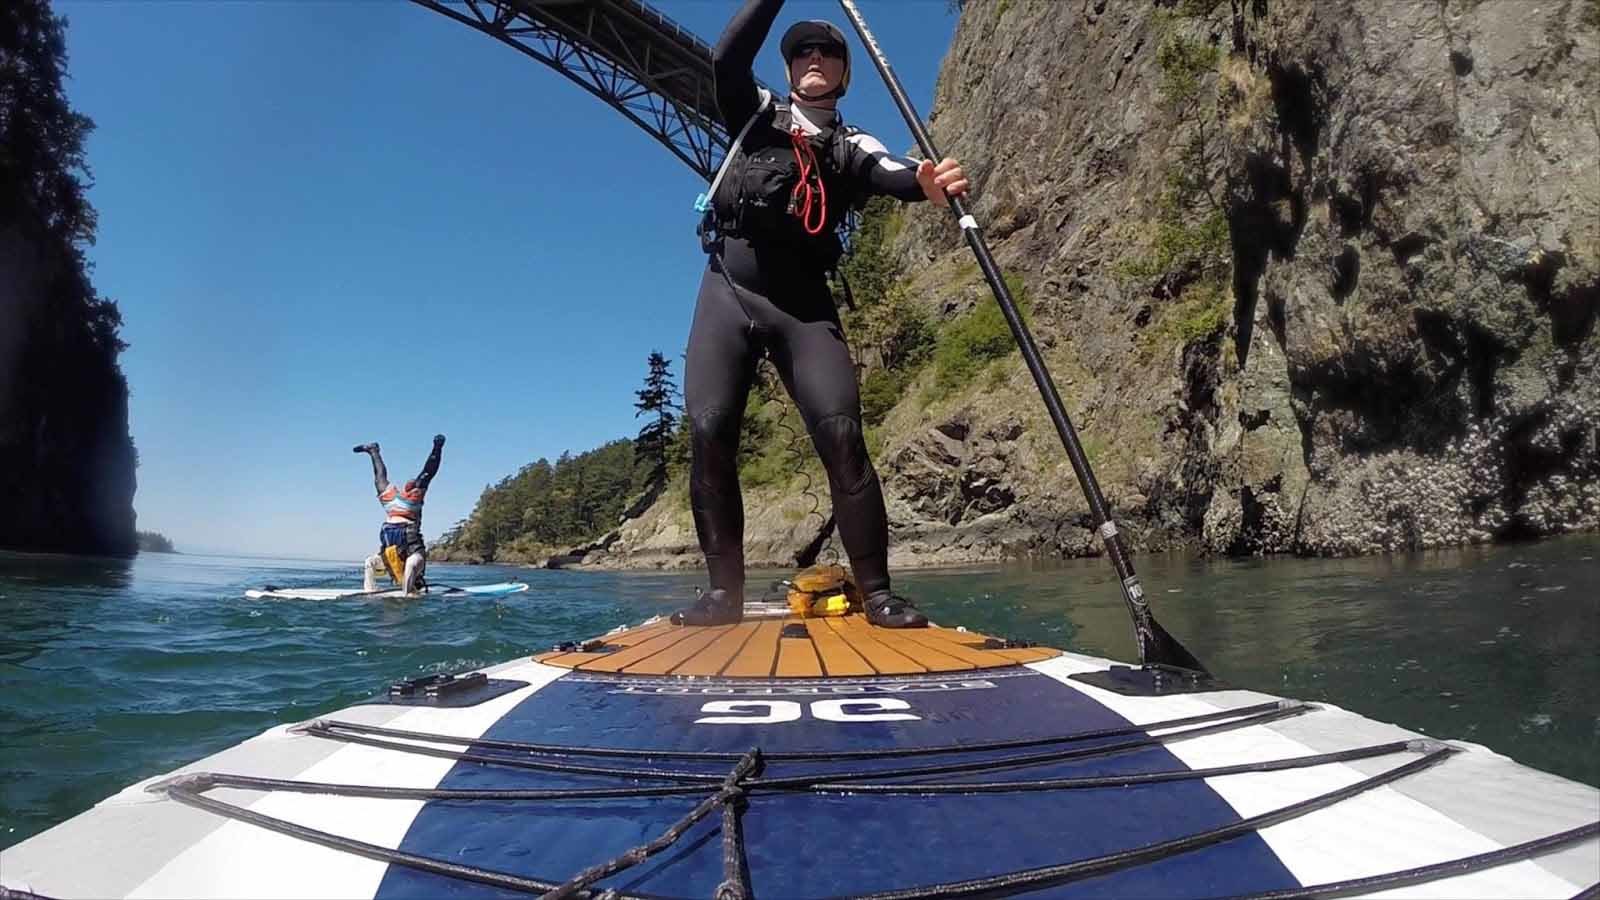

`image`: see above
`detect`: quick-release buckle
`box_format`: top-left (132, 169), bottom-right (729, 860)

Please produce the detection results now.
top-left (388, 672), bottom-right (487, 699)
top-left (698, 211), bottom-right (721, 256)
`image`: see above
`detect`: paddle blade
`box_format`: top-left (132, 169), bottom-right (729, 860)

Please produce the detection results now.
top-left (1143, 619), bottom-right (1207, 675)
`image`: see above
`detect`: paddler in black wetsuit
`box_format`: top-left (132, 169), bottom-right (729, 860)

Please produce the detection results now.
top-left (673, 0), bottom-right (969, 628)
top-left (353, 435), bottom-right (444, 595)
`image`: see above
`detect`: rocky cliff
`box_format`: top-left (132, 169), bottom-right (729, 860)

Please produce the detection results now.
top-left (586, 0), bottom-right (1600, 571)
top-left (1, 0), bottom-right (139, 556)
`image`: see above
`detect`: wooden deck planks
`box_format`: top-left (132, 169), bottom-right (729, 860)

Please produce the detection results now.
top-left (573, 627), bottom-right (698, 673)
top-left (989, 647), bottom-right (1059, 663)
top-left (624, 626), bottom-right (733, 675)
top-left (722, 621), bottom-right (785, 678)
top-left (602, 621), bottom-right (676, 645)
top-left (893, 627), bottom-right (1012, 669)
top-left (836, 616), bottom-right (973, 672)
top-left (670, 622), bottom-right (761, 677)
top-left (919, 626), bottom-right (999, 651)
top-left (534, 620), bottom-right (676, 667)
top-left (533, 614), bottom-right (1056, 677)
top-left (775, 632), bottom-right (824, 677)
top-left (826, 617), bottom-right (925, 674)
top-left (915, 625), bottom-right (1061, 666)
top-left (535, 651), bottom-right (593, 667)
top-left (804, 618), bottom-right (874, 676)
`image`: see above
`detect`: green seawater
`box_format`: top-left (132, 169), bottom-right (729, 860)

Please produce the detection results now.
top-left (2, 535), bottom-right (1596, 850)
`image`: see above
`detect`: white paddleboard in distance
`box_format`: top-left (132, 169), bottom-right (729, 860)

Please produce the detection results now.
top-left (244, 582), bottom-right (529, 601)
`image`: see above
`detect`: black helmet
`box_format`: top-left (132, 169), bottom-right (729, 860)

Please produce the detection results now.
top-left (779, 20), bottom-right (851, 100)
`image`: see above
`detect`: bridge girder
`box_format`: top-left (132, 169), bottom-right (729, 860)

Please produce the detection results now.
top-left (410, 0), bottom-right (765, 181)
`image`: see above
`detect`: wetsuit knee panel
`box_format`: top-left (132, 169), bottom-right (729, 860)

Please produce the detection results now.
top-left (812, 414), bottom-right (874, 494)
top-left (692, 406), bottom-right (744, 440)
top-left (690, 407), bottom-right (745, 459)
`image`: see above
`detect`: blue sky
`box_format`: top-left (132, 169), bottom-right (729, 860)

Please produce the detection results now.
top-left (57, 0), bottom-right (961, 559)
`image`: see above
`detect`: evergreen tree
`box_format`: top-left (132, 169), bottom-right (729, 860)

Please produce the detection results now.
top-left (633, 350), bottom-right (680, 485)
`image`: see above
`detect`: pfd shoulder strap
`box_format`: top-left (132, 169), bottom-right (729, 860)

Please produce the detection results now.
top-left (694, 88), bottom-right (773, 214)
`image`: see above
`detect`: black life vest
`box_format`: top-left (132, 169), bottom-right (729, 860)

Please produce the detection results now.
top-left (703, 101), bottom-right (863, 267)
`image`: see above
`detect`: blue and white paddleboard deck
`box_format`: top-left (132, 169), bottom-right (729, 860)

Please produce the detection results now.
top-left (243, 582), bottom-right (530, 601)
top-left (2, 612), bottom-right (1595, 899)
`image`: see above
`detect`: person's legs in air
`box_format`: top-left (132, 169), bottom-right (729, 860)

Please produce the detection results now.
top-left (413, 435), bottom-right (444, 491)
top-left (354, 443), bottom-right (389, 494)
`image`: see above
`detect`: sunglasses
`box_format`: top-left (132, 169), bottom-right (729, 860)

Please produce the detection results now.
top-left (792, 42), bottom-right (845, 60)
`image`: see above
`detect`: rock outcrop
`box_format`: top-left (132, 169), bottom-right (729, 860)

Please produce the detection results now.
top-left (874, 0), bottom-right (1596, 561)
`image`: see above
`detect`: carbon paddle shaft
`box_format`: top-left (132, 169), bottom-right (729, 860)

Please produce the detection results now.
top-left (837, 0), bottom-right (1204, 673)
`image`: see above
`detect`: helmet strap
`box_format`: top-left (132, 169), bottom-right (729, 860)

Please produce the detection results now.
top-left (790, 87), bottom-right (841, 106)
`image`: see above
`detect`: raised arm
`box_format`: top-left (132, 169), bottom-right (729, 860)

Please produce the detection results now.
top-left (712, 0), bottom-right (784, 129)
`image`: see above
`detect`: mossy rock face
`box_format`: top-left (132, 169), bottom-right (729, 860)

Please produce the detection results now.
top-left (1133, 279), bottom-right (1232, 359)
top-left (1583, 0), bottom-right (1600, 31)
top-left (886, 0), bottom-right (1598, 560)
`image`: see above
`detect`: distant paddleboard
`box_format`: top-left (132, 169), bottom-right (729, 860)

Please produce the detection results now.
top-left (244, 582), bottom-right (529, 601)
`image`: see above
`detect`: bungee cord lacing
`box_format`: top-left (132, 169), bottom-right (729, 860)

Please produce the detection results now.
top-left (131, 696), bottom-right (1600, 899)
top-left (303, 699), bottom-right (1296, 762)
top-left (294, 701), bottom-right (1309, 788)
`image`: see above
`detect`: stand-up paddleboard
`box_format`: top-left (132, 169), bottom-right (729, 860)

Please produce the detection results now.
top-left (2, 609), bottom-right (1595, 899)
top-left (243, 582), bottom-right (529, 601)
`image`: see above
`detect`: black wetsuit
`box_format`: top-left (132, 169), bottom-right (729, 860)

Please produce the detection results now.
top-left (687, 0), bottom-right (927, 602)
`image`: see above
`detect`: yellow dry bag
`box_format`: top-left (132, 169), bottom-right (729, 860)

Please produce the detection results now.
top-left (785, 564), bottom-right (861, 618)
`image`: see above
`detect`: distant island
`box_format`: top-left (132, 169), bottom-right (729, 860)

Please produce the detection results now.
top-left (136, 531), bottom-right (176, 553)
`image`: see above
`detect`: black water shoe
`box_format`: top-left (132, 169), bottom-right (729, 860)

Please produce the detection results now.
top-left (671, 588), bottom-right (742, 626)
top-left (353, 443), bottom-right (378, 454)
top-left (865, 591), bottom-right (928, 628)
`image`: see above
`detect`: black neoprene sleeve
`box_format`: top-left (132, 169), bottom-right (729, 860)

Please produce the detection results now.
top-left (711, 0), bottom-right (783, 129)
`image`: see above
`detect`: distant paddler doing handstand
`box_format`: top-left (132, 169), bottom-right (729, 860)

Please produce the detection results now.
top-left (352, 435), bottom-right (444, 595)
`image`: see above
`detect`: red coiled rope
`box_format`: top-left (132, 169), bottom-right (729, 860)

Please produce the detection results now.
top-left (788, 126), bottom-right (828, 235)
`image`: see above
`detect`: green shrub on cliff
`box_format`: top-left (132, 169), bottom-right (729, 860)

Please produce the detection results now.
top-left (861, 367), bottom-right (911, 425)
top-left (932, 274), bottom-right (1029, 393)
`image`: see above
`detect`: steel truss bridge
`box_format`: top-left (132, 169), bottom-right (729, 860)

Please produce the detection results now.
top-left (410, 0), bottom-right (764, 181)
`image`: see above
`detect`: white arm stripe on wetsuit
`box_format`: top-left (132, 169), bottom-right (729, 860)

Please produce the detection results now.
top-left (846, 131), bottom-right (924, 201)
top-left (845, 132), bottom-right (913, 172)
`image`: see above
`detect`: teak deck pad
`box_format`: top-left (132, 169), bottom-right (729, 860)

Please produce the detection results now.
top-left (534, 613), bottom-right (1058, 678)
